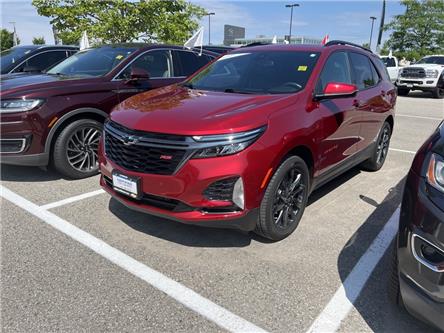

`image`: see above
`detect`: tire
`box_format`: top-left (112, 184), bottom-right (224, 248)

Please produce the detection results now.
top-left (397, 88), bottom-right (410, 96)
top-left (255, 155), bottom-right (310, 241)
top-left (431, 87), bottom-right (444, 99)
top-left (361, 121), bottom-right (392, 172)
top-left (52, 119), bottom-right (103, 179)
top-left (388, 240), bottom-right (404, 308)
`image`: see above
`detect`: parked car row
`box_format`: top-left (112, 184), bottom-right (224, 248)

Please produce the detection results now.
top-left (1, 41), bottom-right (442, 331)
top-left (1, 44), bottom-right (218, 178)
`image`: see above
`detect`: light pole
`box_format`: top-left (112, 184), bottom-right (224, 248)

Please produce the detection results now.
top-left (206, 12), bottom-right (215, 45)
top-left (369, 16), bottom-right (377, 50)
top-left (9, 21), bottom-right (17, 46)
top-left (285, 3), bottom-right (299, 44)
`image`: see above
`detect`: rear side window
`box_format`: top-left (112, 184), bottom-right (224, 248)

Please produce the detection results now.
top-left (316, 51), bottom-right (352, 93)
top-left (373, 57), bottom-right (390, 82)
top-left (13, 51), bottom-right (68, 73)
top-left (173, 50), bottom-right (213, 77)
top-left (349, 52), bottom-right (378, 90)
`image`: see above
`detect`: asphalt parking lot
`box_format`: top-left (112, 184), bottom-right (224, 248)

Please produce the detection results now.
top-left (1, 92), bottom-right (443, 333)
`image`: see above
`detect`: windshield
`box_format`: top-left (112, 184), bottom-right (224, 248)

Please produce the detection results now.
top-left (186, 51), bottom-right (320, 94)
top-left (47, 47), bottom-right (136, 77)
top-left (1, 46), bottom-right (36, 71)
top-left (416, 56), bottom-right (444, 65)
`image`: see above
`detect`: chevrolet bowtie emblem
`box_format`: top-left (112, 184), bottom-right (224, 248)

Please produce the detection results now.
top-left (122, 135), bottom-right (139, 145)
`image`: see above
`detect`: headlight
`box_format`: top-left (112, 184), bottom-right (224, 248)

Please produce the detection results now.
top-left (191, 126), bottom-right (266, 158)
top-left (426, 153), bottom-right (444, 192)
top-left (0, 98), bottom-right (44, 113)
top-left (425, 69), bottom-right (439, 78)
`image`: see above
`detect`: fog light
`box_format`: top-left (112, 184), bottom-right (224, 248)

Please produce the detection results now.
top-left (232, 177), bottom-right (244, 209)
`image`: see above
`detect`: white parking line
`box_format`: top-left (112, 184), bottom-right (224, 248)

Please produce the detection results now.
top-left (306, 207), bottom-right (400, 333)
top-left (396, 114), bottom-right (442, 121)
top-left (0, 185), bottom-right (267, 333)
top-left (40, 189), bottom-right (105, 210)
top-left (389, 148), bottom-right (416, 155)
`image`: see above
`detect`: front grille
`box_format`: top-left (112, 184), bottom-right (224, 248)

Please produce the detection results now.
top-left (401, 67), bottom-right (425, 78)
top-left (103, 176), bottom-right (193, 212)
top-left (203, 177), bottom-right (238, 201)
top-left (104, 121), bottom-right (189, 175)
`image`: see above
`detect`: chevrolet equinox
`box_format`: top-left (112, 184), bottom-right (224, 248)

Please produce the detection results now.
top-left (100, 41), bottom-right (397, 240)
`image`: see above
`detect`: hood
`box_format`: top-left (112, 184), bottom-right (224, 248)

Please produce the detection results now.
top-left (405, 63), bottom-right (444, 70)
top-left (0, 73), bottom-right (101, 96)
top-left (110, 85), bottom-right (294, 135)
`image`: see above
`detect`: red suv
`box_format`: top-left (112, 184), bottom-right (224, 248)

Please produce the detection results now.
top-left (100, 41), bottom-right (397, 240)
top-left (0, 44), bottom-right (216, 178)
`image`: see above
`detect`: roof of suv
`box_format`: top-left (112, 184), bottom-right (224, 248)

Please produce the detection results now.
top-left (13, 45), bottom-right (79, 50)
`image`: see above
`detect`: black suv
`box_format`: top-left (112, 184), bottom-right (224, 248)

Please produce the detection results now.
top-left (1, 45), bottom-right (79, 74)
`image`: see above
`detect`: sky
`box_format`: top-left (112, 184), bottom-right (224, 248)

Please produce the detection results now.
top-left (0, 0), bottom-right (404, 48)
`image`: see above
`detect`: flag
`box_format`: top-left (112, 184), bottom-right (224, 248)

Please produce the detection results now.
top-left (321, 34), bottom-right (329, 45)
top-left (376, 0), bottom-right (386, 52)
top-left (184, 27), bottom-right (204, 55)
top-left (271, 35), bottom-right (277, 44)
top-left (79, 31), bottom-right (90, 50)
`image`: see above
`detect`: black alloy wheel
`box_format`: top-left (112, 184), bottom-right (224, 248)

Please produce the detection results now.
top-left (255, 155), bottom-right (310, 241)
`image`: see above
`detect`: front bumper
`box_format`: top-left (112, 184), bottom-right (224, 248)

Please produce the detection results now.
top-left (396, 77), bottom-right (439, 90)
top-left (398, 170), bottom-right (444, 331)
top-left (0, 110), bottom-right (49, 166)
top-left (99, 140), bottom-right (272, 231)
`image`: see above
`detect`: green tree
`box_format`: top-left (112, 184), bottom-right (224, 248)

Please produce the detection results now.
top-left (32, 0), bottom-right (206, 45)
top-left (1, 29), bottom-right (20, 50)
top-left (362, 42), bottom-right (370, 49)
top-left (384, 0), bottom-right (444, 60)
top-left (32, 36), bottom-right (46, 45)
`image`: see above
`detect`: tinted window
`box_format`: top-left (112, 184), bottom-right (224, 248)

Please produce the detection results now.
top-left (1, 46), bottom-right (36, 72)
top-left (417, 56), bottom-right (444, 65)
top-left (186, 51), bottom-right (320, 94)
top-left (173, 50), bottom-right (213, 76)
top-left (12, 51), bottom-right (68, 73)
top-left (373, 57), bottom-right (391, 82)
top-left (118, 50), bottom-right (172, 79)
top-left (369, 60), bottom-right (380, 84)
top-left (382, 57), bottom-right (396, 67)
top-left (316, 52), bottom-right (352, 93)
top-left (47, 47), bottom-right (136, 77)
top-left (349, 52), bottom-right (376, 89)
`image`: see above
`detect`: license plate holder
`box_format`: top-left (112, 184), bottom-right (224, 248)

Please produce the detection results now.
top-left (112, 171), bottom-right (141, 199)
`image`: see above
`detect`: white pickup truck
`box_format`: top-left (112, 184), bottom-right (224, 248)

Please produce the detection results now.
top-left (396, 55), bottom-right (444, 99)
top-left (381, 55), bottom-right (400, 83)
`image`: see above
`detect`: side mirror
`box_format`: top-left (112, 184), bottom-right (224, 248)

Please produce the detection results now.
top-left (314, 82), bottom-right (358, 100)
top-left (129, 67), bottom-right (149, 81)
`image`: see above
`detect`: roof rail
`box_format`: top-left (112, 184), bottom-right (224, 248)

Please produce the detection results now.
top-left (324, 40), bottom-right (373, 53)
top-left (241, 42), bottom-right (270, 48)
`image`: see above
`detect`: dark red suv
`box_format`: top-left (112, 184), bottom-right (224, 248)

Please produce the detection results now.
top-left (100, 41), bottom-right (397, 240)
top-left (0, 44), bottom-right (216, 178)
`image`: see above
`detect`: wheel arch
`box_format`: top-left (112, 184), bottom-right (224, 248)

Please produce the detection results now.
top-left (44, 107), bottom-right (108, 155)
top-left (386, 114), bottom-right (394, 131)
top-left (285, 145), bottom-right (315, 179)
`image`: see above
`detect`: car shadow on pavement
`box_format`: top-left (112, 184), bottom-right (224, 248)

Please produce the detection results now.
top-left (405, 91), bottom-right (435, 99)
top-left (0, 165), bottom-right (62, 182)
top-left (108, 167), bottom-right (364, 248)
top-left (108, 197), bottom-right (256, 248)
top-left (337, 177), bottom-right (441, 333)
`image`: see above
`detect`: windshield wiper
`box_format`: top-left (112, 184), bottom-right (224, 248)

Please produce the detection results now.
top-left (224, 88), bottom-right (255, 94)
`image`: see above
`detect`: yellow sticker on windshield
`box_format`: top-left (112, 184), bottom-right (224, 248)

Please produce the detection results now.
top-left (298, 65), bottom-right (308, 71)
top-left (116, 55), bottom-right (124, 60)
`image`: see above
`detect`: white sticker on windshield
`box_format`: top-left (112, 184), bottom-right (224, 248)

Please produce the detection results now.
top-left (310, 53), bottom-right (317, 57)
